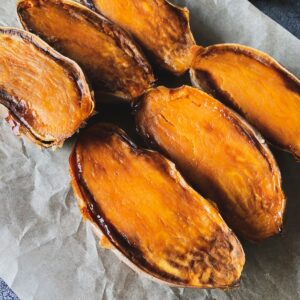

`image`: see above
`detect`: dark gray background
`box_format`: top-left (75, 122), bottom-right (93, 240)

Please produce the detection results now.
top-left (250, 0), bottom-right (300, 38)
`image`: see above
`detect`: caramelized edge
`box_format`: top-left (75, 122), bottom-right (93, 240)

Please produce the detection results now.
top-left (80, 0), bottom-right (196, 75)
top-left (0, 27), bottom-right (94, 147)
top-left (135, 86), bottom-right (286, 241)
top-left (69, 123), bottom-right (244, 288)
top-left (190, 44), bottom-right (300, 157)
top-left (164, 0), bottom-right (197, 71)
top-left (17, 0), bottom-right (155, 100)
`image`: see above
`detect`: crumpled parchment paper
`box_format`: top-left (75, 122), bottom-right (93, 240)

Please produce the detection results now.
top-left (0, 0), bottom-right (299, 299)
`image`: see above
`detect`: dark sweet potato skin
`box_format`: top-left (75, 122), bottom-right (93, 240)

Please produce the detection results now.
top-left (0, 27), bottom-right (94, 147)
top-left (80, 0), bottom-right (196, 75)
top-left (190, 44), bottom-right (300, 159)
top-left (136, 86), bottom-right (286, 241)
top-left (69, 123), bottom-right (245, 288)
top-left (18, 0), bottom-right (155, 101)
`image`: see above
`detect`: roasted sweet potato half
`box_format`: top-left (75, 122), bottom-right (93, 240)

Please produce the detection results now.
top-left (190, 44), bottom-right (300, 159)
top-left (0, 27), bottom-right (94, 148)
top-left (69, 123), bottom-right (245, 288)
top-left (80, 0), bottom-right (196, 75)
top-left (17, 0), bottom-right (154, 101)
top-left (136, 86), bottom-right (286, 241)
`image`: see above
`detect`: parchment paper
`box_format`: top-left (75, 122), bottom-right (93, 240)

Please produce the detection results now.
top-left (0, 0), bottom-right (299, 299)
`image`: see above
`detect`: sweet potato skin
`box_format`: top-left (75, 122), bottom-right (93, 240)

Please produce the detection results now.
top-left (0, 27), bottom-right (94, 147)
top-left (136, 86), bottom-right (286, 241)
top-left (69, 123), bottom-right (245, 288)
top-left (80, 0), bottom-right (196, 75)
top-left (190, 44), bottom-right (300, 159)
top-left (17, 0), bottom-right (154, 101)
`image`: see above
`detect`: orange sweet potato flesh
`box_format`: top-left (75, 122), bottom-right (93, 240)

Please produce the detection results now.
top-left (0, 28), bottom-right (94, 148)
top-left (69, 123), bottom-right (245, 288)
top-left (81, 0), bottom-right (195, 75)
top-left (18, 0), bottom-right (154, 101)
top-left (136, 86), bottom-right (286, 241)
top-left (190, 44), bottom-right (300, 159)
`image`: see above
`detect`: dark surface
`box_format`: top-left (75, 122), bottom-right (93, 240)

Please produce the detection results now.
top-left (0, 280), bottom-right (19, 300)
top-left (0, 1), bottom-right (299, 300)
top-left (250, 0), bottom-right (300, 38)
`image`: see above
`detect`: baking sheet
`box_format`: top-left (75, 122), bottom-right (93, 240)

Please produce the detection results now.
top-left (0, 0), bottom-right (299, 299)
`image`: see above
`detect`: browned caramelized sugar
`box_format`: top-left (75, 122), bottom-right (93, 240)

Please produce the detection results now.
top-left (0, 28), bottom-right (94, 147)
top-left (69, 124), bottom-right (245, 288)
top-left (190, 44), bottom-right (300, 158)
top-left (81, 0), bottom-right (195, 75)
top-left (136, 86), bottom-right (286, 241)
top-left (18, 0), bottom-right (154, 100)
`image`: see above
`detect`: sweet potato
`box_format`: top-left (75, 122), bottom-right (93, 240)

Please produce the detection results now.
top-left (17, 0), bottom-right (154, 101)
top-left (136, 86), bottom-right (286, 241)
top-left (190, 44), bottom-right (300, 159)
top-left (80, 0), bottom-right (195, 75)
top-left (0, 27), bottom-right (94, 148)
top-left (69, 123), bottom-right (245, 288)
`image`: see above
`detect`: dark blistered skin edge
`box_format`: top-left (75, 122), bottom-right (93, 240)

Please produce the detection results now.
top-left (69, 125), bottom-right (188, 286)
top-left (0, 27), bottom-right (94, 147)
top-left (190, 45), bottom-right (300, 159)
top-left (79, 0), bottom-right (196, 75)
top-left (69, 123), bottom-right (244, 288)
top-left (17, 0), bottom-right (155, 100)
top-left (134, 86), bottom-right (286, 241)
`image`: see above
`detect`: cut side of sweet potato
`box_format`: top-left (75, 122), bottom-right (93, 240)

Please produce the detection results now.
top-left (69, 123), bottom-right (245, 288)
top-left (18, 0), bottom-right (154, 101)
top-left (136, 86), bottom-right (286, 241)
top-left (80, 0), bottom-right (196, 75)
top-left (0, 27), bottom-right (94, 148)
top-left (190, 44), bottom-right (300, 159)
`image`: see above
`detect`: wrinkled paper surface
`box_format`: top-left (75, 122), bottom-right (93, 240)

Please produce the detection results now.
top-left (0, 0), bottom-right (299, 299)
